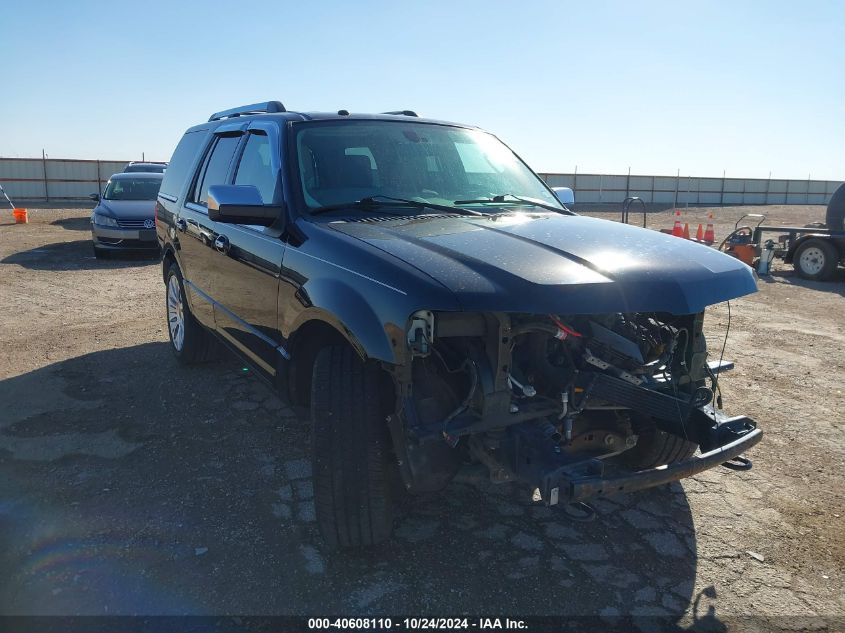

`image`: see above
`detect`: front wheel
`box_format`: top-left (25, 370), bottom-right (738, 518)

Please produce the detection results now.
top-left (794, 239), bottom-right (838, 281)
top-left (311, 345), bottom-right (396, 548)
top-left (621, 427), bottom-right (698, 470)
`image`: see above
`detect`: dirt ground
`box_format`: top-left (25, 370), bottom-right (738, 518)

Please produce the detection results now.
top-left (0, 204), bottom-right (843, 629)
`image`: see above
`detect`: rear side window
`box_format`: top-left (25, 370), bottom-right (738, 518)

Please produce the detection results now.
top-left (192, 135), bottom-right (241, 207)
top-left (234, 133), bottom-right (277, 203)
top-left (159, 131), bottom-right (206, 198)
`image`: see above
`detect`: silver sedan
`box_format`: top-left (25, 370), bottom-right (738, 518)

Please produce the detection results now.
top-left (90, 172), bottom-right (163, 258)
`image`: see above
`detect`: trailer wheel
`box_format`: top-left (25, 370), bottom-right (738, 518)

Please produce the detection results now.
top-left (794, 238), bottom-right (838, 281)
top-left (311, 345), bottom-right (396, 548)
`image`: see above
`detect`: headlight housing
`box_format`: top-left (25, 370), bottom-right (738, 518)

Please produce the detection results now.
top-left (93, 212), bottom-right (119, 228)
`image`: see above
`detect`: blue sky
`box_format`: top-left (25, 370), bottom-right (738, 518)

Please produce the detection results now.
top-left (1, 0), bottom-right (842, 179)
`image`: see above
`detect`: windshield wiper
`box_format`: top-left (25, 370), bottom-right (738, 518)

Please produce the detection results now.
top-left (453, 194), bottom-right (573, 215)
top-left (310, 195), bottom-right (482, 216)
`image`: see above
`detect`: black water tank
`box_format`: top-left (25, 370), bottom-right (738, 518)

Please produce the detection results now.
top-left (827, 183), bottom-right (845, 231)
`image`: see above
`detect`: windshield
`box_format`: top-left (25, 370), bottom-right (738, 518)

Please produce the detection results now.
top-left (294, 121), bottom-right (561, 212)
top-left (103, 178), bottom-right (162, 200)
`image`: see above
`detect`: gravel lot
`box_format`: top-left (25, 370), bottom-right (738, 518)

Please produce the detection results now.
top-left (0, 204), bottom-right (843, 629)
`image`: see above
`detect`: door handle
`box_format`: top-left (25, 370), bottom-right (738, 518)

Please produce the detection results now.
top-left (175, 218), bottom-right (187, 231)
top-left (214, 234), bottom-right (230, 253)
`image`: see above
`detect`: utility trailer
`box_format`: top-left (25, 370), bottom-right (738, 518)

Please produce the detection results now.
top-left (754, 224), bottom-right (845, 281)
top-left (724, 183), bottom-right (845, 281)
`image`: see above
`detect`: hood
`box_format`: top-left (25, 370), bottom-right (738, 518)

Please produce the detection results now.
top-left (328, 212), bottom-right (757, 315)
top-left (96, 199), bottom-right (156, 219)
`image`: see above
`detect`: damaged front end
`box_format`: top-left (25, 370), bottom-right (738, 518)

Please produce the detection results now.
top-left (387, 309), bottom-right (761, 506)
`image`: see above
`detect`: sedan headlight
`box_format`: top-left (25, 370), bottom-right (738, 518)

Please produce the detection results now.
top-left (93, 212), bottom-right (119, 228)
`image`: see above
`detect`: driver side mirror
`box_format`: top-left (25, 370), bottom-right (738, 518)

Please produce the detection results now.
top-left (89, 193), bottom-right (100, 202)
top-left (552, 187), bottom-right (575, 206)
top-left (207, 184), bottom-right (283, 227)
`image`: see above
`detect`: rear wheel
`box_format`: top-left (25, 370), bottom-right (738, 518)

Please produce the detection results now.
top-left (165, 263), bottom-right (219, 364)
top-left (794, 239), bottom-right (838, 281)
top-left (311, 345), bottom-right (396, 548)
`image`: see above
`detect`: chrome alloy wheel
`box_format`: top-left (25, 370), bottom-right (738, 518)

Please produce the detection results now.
top-left (799, 246), bottom-right (825, 275)
top-left (167, 275), bottom-right (185, 351)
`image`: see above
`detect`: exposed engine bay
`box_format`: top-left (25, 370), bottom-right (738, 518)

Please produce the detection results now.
top-left (388, 309), bottom-right (759, 504)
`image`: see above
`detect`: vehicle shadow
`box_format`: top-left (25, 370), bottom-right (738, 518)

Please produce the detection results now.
top-left (0, 343), bottom-right (723, 629)
top-left (759, 267), bottom-right (845, 295)
top-left (1, 240), bottom-right (158, 271)
top-left (50, 216), bottom-right (91, 231)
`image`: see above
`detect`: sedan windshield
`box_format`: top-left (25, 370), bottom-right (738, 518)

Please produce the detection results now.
top-left (103, 178), bottom-right (162, 200)
top-left (294, 121), bottom-right (562, 212)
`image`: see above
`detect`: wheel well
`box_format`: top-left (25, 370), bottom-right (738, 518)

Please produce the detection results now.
top-left (287, 320), bottom-right (354, 408)
top-left (162, 247), bottom-right (177, 281)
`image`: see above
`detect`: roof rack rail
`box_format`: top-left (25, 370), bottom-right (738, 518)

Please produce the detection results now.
top-left (382, 110), bottom-right (419, 117)
top-left (208, 101), bottom-right (286, 122)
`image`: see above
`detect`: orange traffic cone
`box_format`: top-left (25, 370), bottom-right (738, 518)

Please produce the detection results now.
top-left (671, 210), bottom-right (683, 237)
top-left (703, 214), bottom-right (715, 244)
top-left (682, 223), bottom-right (690, 239)
top-left (696, 223), bottom-right (704, 241)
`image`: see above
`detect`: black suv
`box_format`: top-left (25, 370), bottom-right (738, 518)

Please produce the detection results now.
top-left (156, 101), bottom-right (762, 548)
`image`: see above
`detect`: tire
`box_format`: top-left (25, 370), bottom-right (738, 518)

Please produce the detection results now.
top-left (311, 345), bottom-right (396, 548)
top-left (93, 245), bottom-right (109, 259)
top-left (794, 239), bottom-right (838, 281)
top-left (164, 262), bottom-right (219, 364)
top-left (622, 427), bottom-right (698, 470)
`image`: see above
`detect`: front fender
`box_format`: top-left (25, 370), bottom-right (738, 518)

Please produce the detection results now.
top-left (289, 277), bottom-right (402, 364)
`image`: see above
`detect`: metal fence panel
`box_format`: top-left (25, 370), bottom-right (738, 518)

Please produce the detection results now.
top-left (653, 176), bottom-right (676, 191)
top-left (100, 162), bottom-right (127, 179)
top-left (743, 179), bottom-right (767, 193)
top-left (49, 181), bottom-right (100, 199)
top-left (576, 189), bottom-right (601, 203)
top-left (2, 157), bottom-right (841, 204)
top-left (788, 180), bottom-right (809, 194)
top-left (5, 180), bottom-right (45, 198)
top-left (629, 175), bottom-right (652, 189)
top-left (45, 160), bottom-right (96, 181)
top-left (698, 178), bottom-right (721, 192)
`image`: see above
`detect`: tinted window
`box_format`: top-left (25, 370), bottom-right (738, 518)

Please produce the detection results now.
top-left (193, 135), bottom-right (241, 207)
top-left (294, 122), bottom-right (560, 210)
top-left (159, 131), bottom-right (207, 198)
top-left (234, 133), bottom-right (277, 203)
top-left (103, 178), bottom-right (161, 200)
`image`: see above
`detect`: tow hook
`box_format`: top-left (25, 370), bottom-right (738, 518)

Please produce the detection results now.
top-left (722, 455), bottom-right (753, 471)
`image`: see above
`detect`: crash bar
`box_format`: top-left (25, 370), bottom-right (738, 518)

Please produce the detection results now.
top-left (568, 427), bottom-right (762, 501)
